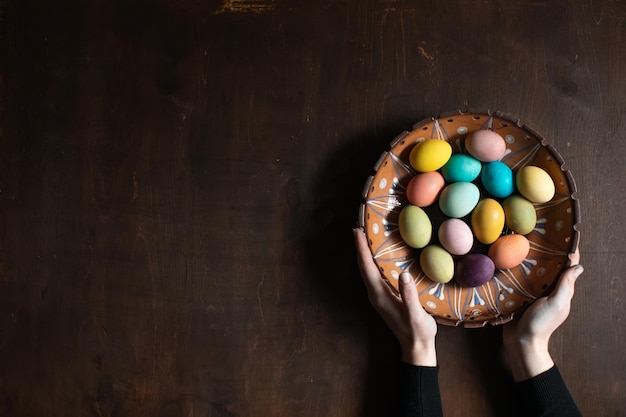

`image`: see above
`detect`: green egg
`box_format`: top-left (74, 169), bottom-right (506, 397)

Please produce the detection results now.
top-left (503, 195), bottom-right (537, 235)
top-left (398, 205), bottom-right (432, 248)
top-left (420, 245), bottom-right (454, 283)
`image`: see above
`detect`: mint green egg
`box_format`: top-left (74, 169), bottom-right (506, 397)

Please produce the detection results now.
top-left (439, 182), bottom-right (480, 218)
top-left (440, 154), bottom-right (482, 183)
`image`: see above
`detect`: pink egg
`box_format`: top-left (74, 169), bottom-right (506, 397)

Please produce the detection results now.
top-left (406, 171), bottom-right (445, 207)
top-left (438, 218), bottom-right (474, 255)
top-left (465, 130), bottom-right (507, 162)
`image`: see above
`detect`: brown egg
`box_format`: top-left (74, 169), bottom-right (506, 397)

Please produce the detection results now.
top-left (488, 234), bottom-right (530, 269)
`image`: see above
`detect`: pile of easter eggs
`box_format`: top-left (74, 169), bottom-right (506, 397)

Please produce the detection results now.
top-left (398, 130), bottom-right (556, 288)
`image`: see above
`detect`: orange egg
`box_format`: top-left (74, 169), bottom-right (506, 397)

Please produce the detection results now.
top-left (488, 234), bottom-right (530, 269)
top-left (406, 171), bottom-right (445, 207)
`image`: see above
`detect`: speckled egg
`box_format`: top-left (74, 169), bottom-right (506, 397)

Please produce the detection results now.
top-left (438, 218), bottom-right (473, 255)
top-left (481, 161), bottom-right (514, 198)
top-left (420, 245), bottom-right (454, 284)
top-left (455, 254), bottom-right (495, 287)
top-left (488, 234), bottom-right (530, 269)
top-left (409, 139), bottom-right (453, 172)
top-left (465, 130), bottom-right (507, 162)
top-left (406, 171), bottom-right (445, 207)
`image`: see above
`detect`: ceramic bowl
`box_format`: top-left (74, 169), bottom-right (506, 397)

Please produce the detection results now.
top-left (358, 110), bottom-right (580, 327)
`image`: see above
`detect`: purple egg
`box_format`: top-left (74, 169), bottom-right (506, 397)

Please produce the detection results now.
top-left (455, 254), bottom-right (495, 287)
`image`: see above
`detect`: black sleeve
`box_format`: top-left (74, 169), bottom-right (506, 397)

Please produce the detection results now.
top-left (395, 363), bottom-right (444, 417)
top-left (515, 365), bottom-right (582, 417)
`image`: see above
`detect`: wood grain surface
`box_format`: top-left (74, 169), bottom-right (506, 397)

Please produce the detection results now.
top-left (0, 0), bottom-right (624, 416)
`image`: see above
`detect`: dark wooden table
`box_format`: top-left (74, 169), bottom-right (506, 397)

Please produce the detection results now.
top-left (1, 1), bottom-right (624, 416)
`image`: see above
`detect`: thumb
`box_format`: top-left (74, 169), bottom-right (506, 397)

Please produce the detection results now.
top-left (399, 271), bottom-right (425, 315)
top-left (550, 264), bottom-right (584, 307)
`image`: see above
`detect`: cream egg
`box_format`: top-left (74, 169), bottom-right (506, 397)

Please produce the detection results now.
top-left (516, 166), bottom-right (555, 203)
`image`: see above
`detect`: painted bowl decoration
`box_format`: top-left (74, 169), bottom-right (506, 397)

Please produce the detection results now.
top-left (358, 110), bottom-right (580, 327)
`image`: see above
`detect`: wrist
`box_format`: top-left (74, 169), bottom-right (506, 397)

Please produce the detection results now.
top-left (401, 340), bottom-right (437, 367)
top-left (504, 338), bottom-right (553, 382)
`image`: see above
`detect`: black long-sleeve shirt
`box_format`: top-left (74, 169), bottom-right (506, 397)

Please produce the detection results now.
top-left (397, 363), bottom-right (582, 417)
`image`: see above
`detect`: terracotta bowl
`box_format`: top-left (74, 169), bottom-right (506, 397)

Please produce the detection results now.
top-left (358, 110), bottom-right (581, 327)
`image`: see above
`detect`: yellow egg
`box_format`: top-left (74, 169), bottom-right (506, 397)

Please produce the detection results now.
top-left (409, 139), bottom-right (452, 172)
top-left (398, 205), bottom-right (432, 248)
top-left (516, 166), bottom-right (555, 203)
top-left (471, 198), bottom-right (505, 244)
top-left (419, 245), bottom-right (454, 283)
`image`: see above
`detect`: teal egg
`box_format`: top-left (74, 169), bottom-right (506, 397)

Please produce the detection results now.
top-left (440, 154), bottom-right (482, 183)
top-left (439, 182), bottom-right (480, 218)
top-left (481, 161), bottom-right (514, 198)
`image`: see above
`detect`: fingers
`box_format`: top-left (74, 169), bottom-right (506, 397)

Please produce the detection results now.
top-left (353, 228), bottom-right (391, 301)
top-left (549, 264), bottom-right (584, 308)
top-left (399, 271), bottom-right (434, 326)
top-left (568, 247), bottom-right (580, 266)
top-left (399, 271), bottom-right (423, 314)
top-left (353, 228), bottom-right (378, 277)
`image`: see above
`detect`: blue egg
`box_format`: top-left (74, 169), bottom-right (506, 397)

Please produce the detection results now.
top-left (480, 161), bottom-right (514, 198)
top-left (441, 154), bottom-right (482, 183)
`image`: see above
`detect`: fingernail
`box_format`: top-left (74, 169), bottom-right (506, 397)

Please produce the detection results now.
top-left (573, 265), bottom-right (584, 277)
top-left (400, 271), bottom-right (411, 284)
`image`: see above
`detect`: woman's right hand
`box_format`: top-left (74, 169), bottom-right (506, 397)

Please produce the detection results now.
top-left (503, 249), bottom-right (583, 381)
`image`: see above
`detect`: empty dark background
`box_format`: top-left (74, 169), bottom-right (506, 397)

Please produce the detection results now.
top-left (0, 1), bottom-right (624, 416)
